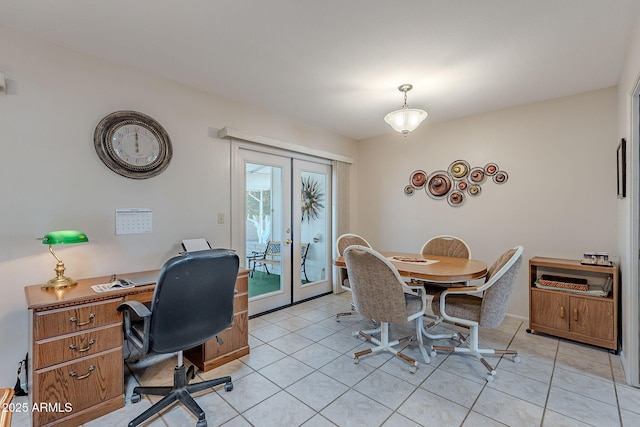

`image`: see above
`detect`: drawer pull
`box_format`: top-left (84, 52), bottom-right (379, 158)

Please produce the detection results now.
top-left (574, 309), bottom-right (578, 321)
top-left (69, 365), bottom-right (95, 380)
top-left (70, 313), bottom-right (95, 326)
top-left (559, 306), bottom-right (565, 318)
top-left (69, 339), bottom-right (95, 352)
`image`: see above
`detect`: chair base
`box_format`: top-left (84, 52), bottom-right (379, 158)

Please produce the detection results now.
top-left (353, 323), bottom-right (418, 373)
top-left (432, 331), bottom-right (520, 382)
top-left (421, 316), bottom-right (459, 341)
top-left (128, 364), bottom-right (232, 427)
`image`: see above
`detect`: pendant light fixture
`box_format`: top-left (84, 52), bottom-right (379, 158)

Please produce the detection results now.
top-left (384, 84), bottom-right (428, 136)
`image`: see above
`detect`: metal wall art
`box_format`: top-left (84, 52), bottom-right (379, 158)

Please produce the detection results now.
top-left (404, 160), bottom-right (508, 207)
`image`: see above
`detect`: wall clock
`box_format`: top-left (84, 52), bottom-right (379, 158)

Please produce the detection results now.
top-left (94, 110), bottom-right (172, 179)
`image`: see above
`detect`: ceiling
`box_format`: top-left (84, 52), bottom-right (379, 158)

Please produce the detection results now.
top-left (1, 1), bottom-right (639, 140)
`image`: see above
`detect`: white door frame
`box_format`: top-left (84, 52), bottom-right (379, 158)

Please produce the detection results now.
top-left (231, 140), bottom-right (333, 315)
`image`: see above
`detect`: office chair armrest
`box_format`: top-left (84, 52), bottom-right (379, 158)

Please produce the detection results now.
top-left (118, 300), bottom-right (151, 317)
top-left (118, 301), bottom-right (152, 354)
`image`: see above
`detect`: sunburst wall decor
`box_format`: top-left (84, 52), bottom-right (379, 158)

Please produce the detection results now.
top-left (301, 176), bottom-right (324, 222)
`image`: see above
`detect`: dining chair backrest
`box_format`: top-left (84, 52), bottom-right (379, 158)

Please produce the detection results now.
top-left (336, 233), bottom-right (371, 256)
top-left (343, 245), bottom-right (412, 324)
top-left (479, 245), bottom-right (523, 328)
top-left (421, 235), bottom-right (471, 259)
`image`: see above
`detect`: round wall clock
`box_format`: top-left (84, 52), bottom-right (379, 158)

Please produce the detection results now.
top-left (94, 110), bottom-right (172, 179)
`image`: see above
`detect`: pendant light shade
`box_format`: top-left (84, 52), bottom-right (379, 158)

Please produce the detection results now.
top-left (384, 84), bottom-right (428, 136)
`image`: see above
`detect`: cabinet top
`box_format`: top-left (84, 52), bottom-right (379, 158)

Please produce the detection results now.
top-left (529, 256), bottom-right (617, 273)
top-left (25, 268), bottom-right (249, 311)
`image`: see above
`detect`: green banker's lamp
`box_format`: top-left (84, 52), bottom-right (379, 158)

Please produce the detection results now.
top-left (39, 230), bottom-right (88, 290)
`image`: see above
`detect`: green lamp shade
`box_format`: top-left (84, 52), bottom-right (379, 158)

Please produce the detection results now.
top-left (42, 230), bottom-right (89, 245)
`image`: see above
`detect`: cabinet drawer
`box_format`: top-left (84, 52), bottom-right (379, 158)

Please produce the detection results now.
top-left (33, 324), bottom-right (123, 369)
top-left (234, 292), bottom-right (248, 313)
top-left (32, 347), bottom-right (123, 426)
top-left (235, 274), bottom-right (248, 293)
top-left (203, 311), bottom-right (248, 358)
top-left (34, 299), bottom-right (122, 340)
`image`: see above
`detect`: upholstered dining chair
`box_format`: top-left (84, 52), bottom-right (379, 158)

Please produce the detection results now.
top-left (420, 234), bottom-right (472, 259)
top-left (335, 233), bottom-right (372, 321)
top-left (419, 235), bottom-right (472, 340)
top-left (344, 245), bottom-right (433, 371)
top-left (118, 249), bottom-right (239, 427)
top-left (430, 245), bottom-right (524, 382)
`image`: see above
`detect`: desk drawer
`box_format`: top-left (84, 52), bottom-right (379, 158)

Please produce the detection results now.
top-left (34, 299), bottom-right (122, 340)
top-left (32, 347), bottom-right (123, 426)
top-left (33, 324), bottom-right (122, 369)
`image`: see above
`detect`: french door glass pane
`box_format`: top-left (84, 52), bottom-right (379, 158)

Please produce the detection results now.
top-left (300, 170), bottom-right (328, 285)
top-left (246, 162), bottom-right (283, 298)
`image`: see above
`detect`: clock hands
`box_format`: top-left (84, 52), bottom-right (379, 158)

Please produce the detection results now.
top-left (135, 131), bottom-right (140, 153)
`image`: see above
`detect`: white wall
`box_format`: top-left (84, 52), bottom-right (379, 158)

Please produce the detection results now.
top-left (0, 27), bottom-right (358, 386)
top-left (357, 87), bottom-right (618, 319)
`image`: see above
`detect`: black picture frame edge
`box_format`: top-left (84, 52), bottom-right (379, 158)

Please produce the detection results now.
top-left (617, 138), bottom-right (627, 199)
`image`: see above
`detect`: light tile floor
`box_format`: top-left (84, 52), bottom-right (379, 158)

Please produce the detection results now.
top-left (11, 292), bottom-right (640, 426)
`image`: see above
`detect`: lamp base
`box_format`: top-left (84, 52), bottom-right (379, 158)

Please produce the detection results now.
top-left (41, 275), bottom-right (77, 291)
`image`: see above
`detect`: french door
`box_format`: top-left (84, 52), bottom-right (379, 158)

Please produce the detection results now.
top-left (233, 145), bottom-right (332, 316)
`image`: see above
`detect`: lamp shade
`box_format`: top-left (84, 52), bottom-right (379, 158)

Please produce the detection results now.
top-left (42, 230), bottom-right (88, 245)
top-left (384, 108), bottom-right (428, 135)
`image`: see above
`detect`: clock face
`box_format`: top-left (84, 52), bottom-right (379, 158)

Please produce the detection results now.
top-left (110, 123), bottom-right (161, 168)
top-left (94, 111), bottom-right (172, 179)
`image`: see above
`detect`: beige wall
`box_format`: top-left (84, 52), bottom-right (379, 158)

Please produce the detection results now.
top-left (0, 27), bottom-right (358, 386)
top-left (357, 87), bottom-right (618, 319)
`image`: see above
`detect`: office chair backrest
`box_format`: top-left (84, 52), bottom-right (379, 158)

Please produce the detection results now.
top-left (343, 245), bottom-right (410, 324)
top-left (149, 249), bottom-right (239, 353)
top-left (421, 235), bottom-right (471, 259)
top-left (336, 233), bottom-right (371, 256)
top-left (480, 246), bottom-right (523, 328)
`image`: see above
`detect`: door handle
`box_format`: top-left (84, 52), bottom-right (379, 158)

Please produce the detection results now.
top-left (284, 239), bottom-right (292, 245)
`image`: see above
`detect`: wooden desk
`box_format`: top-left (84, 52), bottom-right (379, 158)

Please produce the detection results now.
top-left (334, 251), bottom-right (487, 283)
top-left (24, 269), bottom-right (249, 427)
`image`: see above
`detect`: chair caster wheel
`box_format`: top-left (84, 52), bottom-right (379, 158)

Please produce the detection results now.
top-left (486, 374), bottom-right (494, 382)
top-left (225, 382), bottom-right (234, 392)
top-left (409, 365), bottom-right (417, 374)
top-left (354, 357), bottom-right (359, 364)
top-left (196, 420), bottom-right (208, 427)
top-left (131, 393), bottom-right (141, 404)
top-left (186, 364), bottom-right (196, 380)
top-left (430, 350), bottom-right (437, 357)
top-left (513, 355), bottom-right (521, 363)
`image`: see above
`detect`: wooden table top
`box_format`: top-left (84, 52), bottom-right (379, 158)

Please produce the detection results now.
top-left (25, 268), bottom-right (250, 311)
top-left (334, 251), bottom-right (487, 284)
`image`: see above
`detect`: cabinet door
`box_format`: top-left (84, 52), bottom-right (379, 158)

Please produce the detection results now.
top-left (570, 297), bottom-right (614, 341)
top-left (531, 290), bottom-right (570, 331)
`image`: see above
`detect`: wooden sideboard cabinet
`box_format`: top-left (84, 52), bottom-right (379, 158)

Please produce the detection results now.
top-left (528, 257), bottom-right (619, 352)
top-left (25, 269), bottom-right (250, 427)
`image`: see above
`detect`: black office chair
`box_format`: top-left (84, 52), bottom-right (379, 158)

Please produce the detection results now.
top-left (118, 249), bottom-right (239, 427)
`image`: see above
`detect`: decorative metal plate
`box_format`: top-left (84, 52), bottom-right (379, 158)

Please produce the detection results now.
top-left (426, 170), bottom-right (453, 199)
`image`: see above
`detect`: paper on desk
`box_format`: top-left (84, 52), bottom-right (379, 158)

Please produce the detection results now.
top-left (91, 281), bottom-right (134, 293)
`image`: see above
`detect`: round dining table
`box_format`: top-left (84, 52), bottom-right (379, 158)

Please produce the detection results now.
top-left (333, 251), bottom-right (487, 284)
